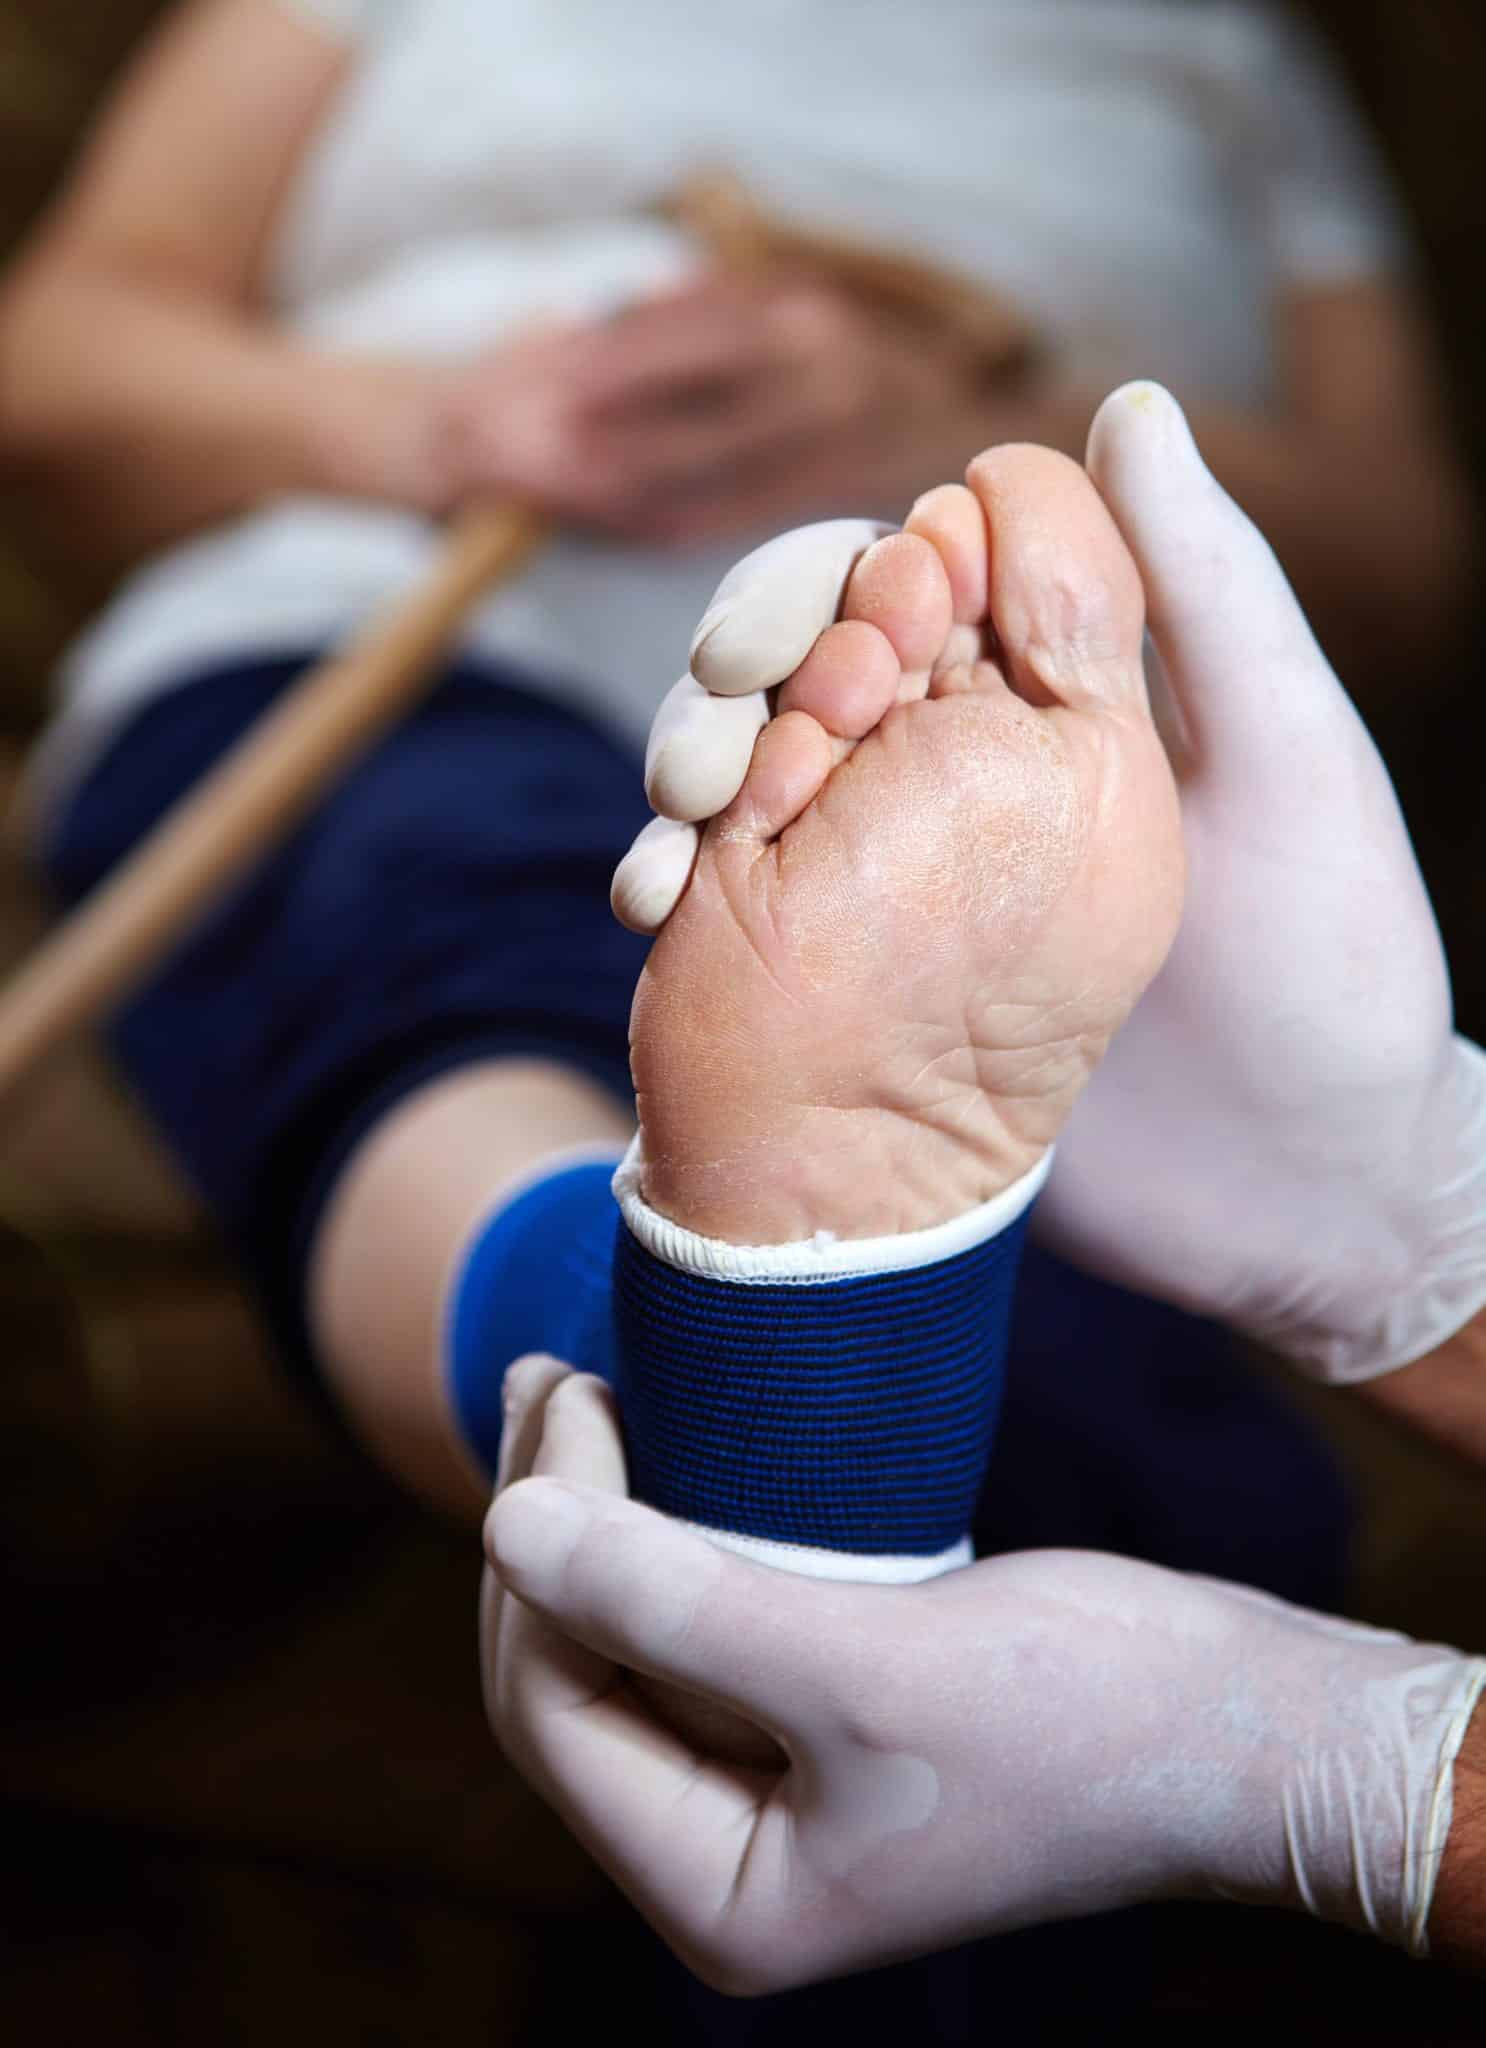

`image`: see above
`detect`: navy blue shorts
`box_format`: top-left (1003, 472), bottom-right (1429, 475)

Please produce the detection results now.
top-left (42, 652), bottom-right (653, 1377)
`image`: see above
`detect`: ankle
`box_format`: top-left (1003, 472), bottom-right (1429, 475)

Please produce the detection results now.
top-left (633, 1095), bottom-right (1049, 1245)
top-left (612, 1138), bottom-right (1051, 1576)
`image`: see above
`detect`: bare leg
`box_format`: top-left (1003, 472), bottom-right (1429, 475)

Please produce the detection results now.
top-left (307, 1058), bottom-right (632, 1518)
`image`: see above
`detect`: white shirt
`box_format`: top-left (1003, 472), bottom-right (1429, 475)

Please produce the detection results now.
top-left (35, 0), bottom-right (1403, 814)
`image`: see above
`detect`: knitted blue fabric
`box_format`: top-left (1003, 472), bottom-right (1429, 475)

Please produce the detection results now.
top-left (613, 1207), bottom-right (1034, 1560)
top-left (447, 1159), bottom-right (621, 1475)
top-left (450, 1156), bottom-right (1034, 1557)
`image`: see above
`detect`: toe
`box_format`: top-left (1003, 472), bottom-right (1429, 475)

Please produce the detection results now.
top-left (906, 484), bottom-right (988, 625)
top-left (775, 619), bottom-right (900, 739)
top-left (840, 532), bottom-right (954, 689)
top-left (714, 710), bottom-right (836, 847)
top-left (967, 443), bottom-right (1147, 714)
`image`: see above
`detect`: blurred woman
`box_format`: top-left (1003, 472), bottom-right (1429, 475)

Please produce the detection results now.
top-left (0, 0), bottom-right (1462, 1528)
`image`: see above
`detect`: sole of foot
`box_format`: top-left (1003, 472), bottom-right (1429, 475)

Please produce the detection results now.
top-left (630, 444), bottom-right (1185, 1246)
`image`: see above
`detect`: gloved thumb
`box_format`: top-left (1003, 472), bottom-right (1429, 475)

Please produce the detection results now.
top-left (487, 1477), bottom-right (825, 1730)
top-left (1087, 381), bottom-right (1349, 776)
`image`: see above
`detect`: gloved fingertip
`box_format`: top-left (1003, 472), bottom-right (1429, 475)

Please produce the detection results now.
top-left (690, 612), bottom-right (801, 698)
top-left (689, 519), bottom-right (895, 695)
top-left (611, 815), bottom-right (699, 934)
top-left (486, 1477), bottom-right (592, 1597)
top-left (646, 690), bottom-right (767, 821)
top-left (1087, 381), bottom-right (1212, 504)
top-left (688, 602), bottom-right (729, 669)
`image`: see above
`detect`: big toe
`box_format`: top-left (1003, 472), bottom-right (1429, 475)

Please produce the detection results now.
top-left (967, 443), bottom-right (1147, 713)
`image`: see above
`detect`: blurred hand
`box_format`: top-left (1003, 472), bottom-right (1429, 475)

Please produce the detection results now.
top-left (483, 1361), bottom-right (1481, 1995)
top-left (420, 276), bottom-right (990, 542)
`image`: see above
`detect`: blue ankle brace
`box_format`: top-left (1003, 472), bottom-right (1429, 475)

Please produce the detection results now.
top-left (446, 1155), bottom-right (622, 1475)
top-left (613, 1203), bottom-right (1035, 1577)
top-left (448, 1147), bottom-right (1042, 1579)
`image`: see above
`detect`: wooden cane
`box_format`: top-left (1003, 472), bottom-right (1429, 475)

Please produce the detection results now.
top-left (666, 171), bottom-right (1038, 383)
top-left (0, 180), bottom-right (1037, 1117)
top-left (0, 502), bottom-right (550, 1112)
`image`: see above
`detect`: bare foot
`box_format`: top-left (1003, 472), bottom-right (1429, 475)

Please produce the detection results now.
top-left (630, 446), bottom-right (1185, 1245)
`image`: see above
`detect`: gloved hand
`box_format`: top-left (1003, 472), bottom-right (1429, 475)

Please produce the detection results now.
top-left (483, 1361), bottom-right (1485, 1995)
top-left (612, 384), bottom-right (1486, 1382)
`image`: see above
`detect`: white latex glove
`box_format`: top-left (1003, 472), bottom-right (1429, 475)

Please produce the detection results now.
top-left (612, 519), bottom-right (888, 932)
top-left (483, 1363), bottom-right (1485, 1995)
top-left (612, 384), bottom-right (1486, 1382)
